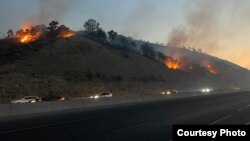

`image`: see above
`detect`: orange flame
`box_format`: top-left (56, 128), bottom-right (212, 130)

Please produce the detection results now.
top-left (59, 32), bottom-right (75, 38)
top-left (19, 32), bottom-right (41, 43)
top-left (205, 64), bottom-right (218, 75)
top-left (165, 58), bottom-right (182, 70)
top-left (18, 24), bottom-right (42, 43)
top-left (206, 65), bottom-right (218, 75)
top-left (21, 35), bottom-right (28, 43)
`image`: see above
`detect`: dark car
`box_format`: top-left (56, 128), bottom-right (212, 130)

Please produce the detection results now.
top-left (161, 89), bottom-right (178, 95)
top-left (40, 95), bottom-right (65, 102)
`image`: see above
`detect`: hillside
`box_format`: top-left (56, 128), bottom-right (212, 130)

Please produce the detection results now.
top-left (135, 40), bottom-right (250, 89)
top-left (0, 36), bottom-right (250, 102)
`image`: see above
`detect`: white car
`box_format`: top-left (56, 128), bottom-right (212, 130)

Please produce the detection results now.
top-left (90, 92), bottom-right (113, 99)
top-left (11, 96), bottom-right (40, 104)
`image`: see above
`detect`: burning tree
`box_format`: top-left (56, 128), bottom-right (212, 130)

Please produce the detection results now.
top-left (16, 25), bottom-right (47, 43)
top-left (16, 28), bottom-right (38, 43)
top-left (15, 21), bottom-right (75, 43)
top-left (57, 25), bottom-right (75, 38)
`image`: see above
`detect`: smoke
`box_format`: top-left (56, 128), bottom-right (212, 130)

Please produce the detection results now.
top-left (168, 0), bottom-right (225, 51)
top-left (167, 0), bottom-right (250, 68)
top-left (25, 0), bottom-right (81, 25)
top-left (120, 0), bottom-right (157, 40)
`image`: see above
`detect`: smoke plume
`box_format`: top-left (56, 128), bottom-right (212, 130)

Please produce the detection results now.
top-left (168, 0), bottom-right (224, 51)
top-left (25, 0), bottom-right (81, 25)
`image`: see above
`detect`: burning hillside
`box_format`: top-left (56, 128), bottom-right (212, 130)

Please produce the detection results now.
top-left (164, 54), bottom-right (218, 75)
top-left (56, 25), bottom-right (75, 38)
top-left (165, 58), bottom-right (182, 70)
top-left (202, 62), bottom-right (218, 75)
top-left (17, 29), bottom-right (42, 43)
top-left (14, 21), bottom-right (75, 43)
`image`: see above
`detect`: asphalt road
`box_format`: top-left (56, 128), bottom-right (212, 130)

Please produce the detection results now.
top-left (1, 91), bottom-right (250, 141)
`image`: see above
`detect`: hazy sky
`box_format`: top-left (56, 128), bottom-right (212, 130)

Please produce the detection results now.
top-left (1, 0), bottom-right (250, 69)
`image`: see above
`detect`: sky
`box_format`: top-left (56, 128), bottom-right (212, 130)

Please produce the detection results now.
top-left (1, 0), bottom-right (250, 69)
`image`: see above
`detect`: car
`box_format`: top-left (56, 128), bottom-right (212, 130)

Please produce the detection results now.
top-left (11, 96), bottom-right (40, 104)
top-left (90, 92), bottom-right (113, 99)
top-left (201, 88), bottom-right (212, 93)
top-left (39, 95), bottom-right (66, 102)
top-left (161, 90), bottom-right (178, 95)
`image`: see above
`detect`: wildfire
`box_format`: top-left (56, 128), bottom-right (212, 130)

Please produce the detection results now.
top-left (19, 32), bottom-right (41, 43)
top-left (17, 22), bottom-right (75, 43)
top-left (165, 58), bottom-right (182, 70)
top-left (19, 34), bottom-right (33, 43)
top-left (59, 32), bottom-right (75, 38)
top-left (21, 35), bottom-right (28, 43)
top-left (17, 25), bottom-right (43, 43)
top-left (205, 64), bottom-right (218, 75)
top-left (164, 56), bottom-right (218, 74)
top-left (57, 25), bottom-right (75, 38)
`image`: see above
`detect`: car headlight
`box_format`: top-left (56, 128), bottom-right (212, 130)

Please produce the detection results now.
top-left (161, 91), bottom-right (165, 95)
top-left (201, 88), bottom-right (211, 93)
top-left (30, 100), bottom-right (36, 103)
top-left (166, 91), bottom-right (171, 95)
top-left (94, 95), bottom-right (99, 99)
top-left (205, 88), bottom-right (211, 92)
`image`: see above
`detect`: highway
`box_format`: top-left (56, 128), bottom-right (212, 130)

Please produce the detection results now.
top-left (0, 91), bottom-right (250, 141)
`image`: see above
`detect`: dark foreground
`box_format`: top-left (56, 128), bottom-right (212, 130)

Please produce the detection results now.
top-left (1, 92), bottom-right (250, 141)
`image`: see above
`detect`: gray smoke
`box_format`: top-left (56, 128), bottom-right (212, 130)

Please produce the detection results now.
top-left (168, 0), bottom-right (224, 51)
top-left (167, 0), bottom-right (250, 68)
top-left (25, 0), bottom-right (81, 25)
top-left (120, 0), bottom-right (157, 40)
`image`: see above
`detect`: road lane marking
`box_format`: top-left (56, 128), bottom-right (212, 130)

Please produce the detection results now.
top-left (209, 115), bottom-right (232, 125)
top-left (237, 105), bottom-right (250, 112)
top-left (113, 122), bottom-right (151, 133)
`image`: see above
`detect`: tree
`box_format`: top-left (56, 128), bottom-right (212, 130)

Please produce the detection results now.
top-left (130, 41), bottom-right (136, 46)
top-left (116, 35), bottom-right (129, 50)
top-left (33, 24), bottom-right (48, 40)
top-left (141, 43), bottom-right (155, 59)
top-left (30, 27), bottom-right (38, 36)
top-left (107, 30), bottom-right (117, 41)
top-left (56, 25), bottom-right (71, 37)
top-left (198, 48), bottom-right (202, 53)
top-left (84, 19), bottom-right (100, 32)
top-left (157, 52), bottom-right (167, 63)
top-left (95, 28), bottom-right (107, 42)
top-left (16, 29), bottom-right (25, 37)
top-left (47, 20), bottom-right (59, 38)
top-left (7, 29), bottom-right (14, 39)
